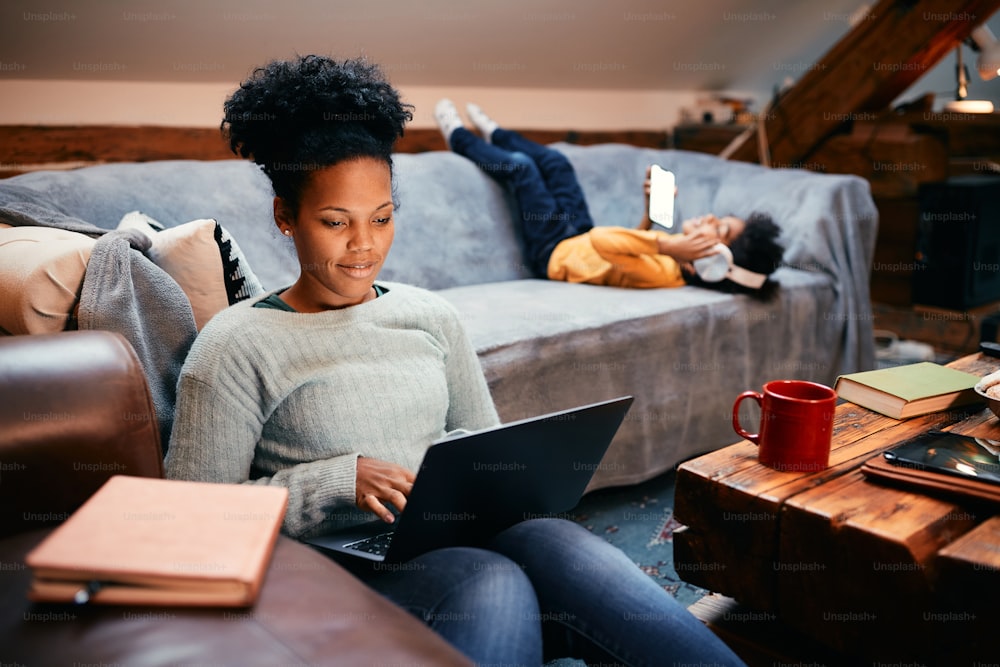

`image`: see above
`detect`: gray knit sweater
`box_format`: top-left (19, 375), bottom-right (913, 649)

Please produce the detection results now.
top-left (164, 282), bottom-right (500, 538)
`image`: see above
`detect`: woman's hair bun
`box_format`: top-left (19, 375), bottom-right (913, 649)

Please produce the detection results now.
top-left (222, 55), bottom-right (413, 202)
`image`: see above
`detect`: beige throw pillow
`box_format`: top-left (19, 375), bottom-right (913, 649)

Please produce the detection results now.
top-left (0, 226), bottom-right (95, 335)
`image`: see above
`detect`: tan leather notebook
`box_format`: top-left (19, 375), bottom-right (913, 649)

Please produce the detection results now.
top-left (25, 475), bottom-right (288, 607)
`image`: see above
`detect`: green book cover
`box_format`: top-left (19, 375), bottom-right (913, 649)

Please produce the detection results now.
top-left (837, 362), bottom-right (978, 401)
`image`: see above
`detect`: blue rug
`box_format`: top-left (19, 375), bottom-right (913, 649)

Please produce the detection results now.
top-left (569, 468), bottom-right (708, 609)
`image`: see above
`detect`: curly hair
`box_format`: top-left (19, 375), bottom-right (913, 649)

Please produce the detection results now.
top-left (684, 212), bottom-right (785, 301)
top-left (222, 55), bottom-right (413, 209)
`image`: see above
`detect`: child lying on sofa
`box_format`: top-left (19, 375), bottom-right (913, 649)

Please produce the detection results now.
top-left (435, 99), bottom-right (785, 299)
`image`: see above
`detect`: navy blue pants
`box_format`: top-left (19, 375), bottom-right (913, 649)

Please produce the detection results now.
top-left (450, 127), bottom-right (595, 278)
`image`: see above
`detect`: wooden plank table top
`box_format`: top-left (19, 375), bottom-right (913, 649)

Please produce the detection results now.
top-left (673, 353), bottom-right (1000, 663)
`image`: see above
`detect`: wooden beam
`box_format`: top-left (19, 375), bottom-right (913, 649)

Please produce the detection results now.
top-left (0, 125), bottom-right (670, 178)
top-left (727, 0), bottom-right (1000, 165)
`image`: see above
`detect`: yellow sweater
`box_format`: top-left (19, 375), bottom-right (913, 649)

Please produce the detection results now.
top-left (546, 227), bottom-right (686, 288)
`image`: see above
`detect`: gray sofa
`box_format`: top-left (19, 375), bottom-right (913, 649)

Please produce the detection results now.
top-left (0, 143), bottom-right (878, 490)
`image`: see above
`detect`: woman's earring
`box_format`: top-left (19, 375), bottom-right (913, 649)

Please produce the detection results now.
top-left (283, 229), bottom-right (293, 237)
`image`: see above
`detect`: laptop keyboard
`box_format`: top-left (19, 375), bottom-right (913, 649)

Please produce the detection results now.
top-left (345, 531), bottom-right (394, 556)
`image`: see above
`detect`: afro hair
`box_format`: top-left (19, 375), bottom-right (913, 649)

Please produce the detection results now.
top-left (222, 55), bottom-right (413, 208)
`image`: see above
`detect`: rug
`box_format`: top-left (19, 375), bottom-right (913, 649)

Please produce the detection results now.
top-left (569, 468), bottom-right (708, 608)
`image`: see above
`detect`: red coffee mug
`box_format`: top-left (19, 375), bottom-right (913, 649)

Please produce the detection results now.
top-left (732, 380), bottom-right (837, 472)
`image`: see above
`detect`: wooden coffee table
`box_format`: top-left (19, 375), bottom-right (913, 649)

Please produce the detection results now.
top-left (674, 353), bottom-right (1000, 664)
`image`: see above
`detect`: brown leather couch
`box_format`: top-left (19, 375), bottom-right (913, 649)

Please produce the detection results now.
top-left (0, 331), bottom-right (472, 666)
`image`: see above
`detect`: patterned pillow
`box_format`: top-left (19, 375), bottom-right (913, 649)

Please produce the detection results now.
top-left (118, 212), bottom-right (263, 330)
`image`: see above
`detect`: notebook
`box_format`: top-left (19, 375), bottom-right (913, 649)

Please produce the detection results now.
top-left (25, 476), bottom-right (288, 606)
top-left (833, 362), bottom-right (981, 419)
top-left (303, 395), bottom-right (633, 565)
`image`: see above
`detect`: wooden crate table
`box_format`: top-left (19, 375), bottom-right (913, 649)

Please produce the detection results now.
top-left (674, 353), bottom-right (1000, 663)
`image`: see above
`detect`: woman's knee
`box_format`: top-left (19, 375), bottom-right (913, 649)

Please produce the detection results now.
top-left (492, 517), bottom-right (588, 555)
top-left (398, 548), bottom-right (543, 664)
top-left (420, 547), bottom-right (536, 605)
top-left (497, 516), bottom-right (590, 544)
top-left (491, 518), bottom-right (630, 573)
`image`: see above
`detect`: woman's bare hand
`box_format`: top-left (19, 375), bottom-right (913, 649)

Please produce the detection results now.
top-left (356, 457), bottom-right (416, 523)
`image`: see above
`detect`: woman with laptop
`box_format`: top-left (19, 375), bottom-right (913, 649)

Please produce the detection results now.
top-left (165, 54), bottom-right (746, 667)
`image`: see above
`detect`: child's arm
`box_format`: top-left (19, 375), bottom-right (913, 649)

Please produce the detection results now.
top-left (587, 227), bottom-right (685, 288)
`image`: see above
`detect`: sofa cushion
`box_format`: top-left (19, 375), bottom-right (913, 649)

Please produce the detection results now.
top-left (386, 151), bottom-right (532, 288)
top-left (0, 225), bottom-right (95, 334)
top-left (118, 212), bottom-right (264, 330)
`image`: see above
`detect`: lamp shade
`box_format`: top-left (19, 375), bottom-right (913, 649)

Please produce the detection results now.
top-left (978, 44), bottom-right (1000, 80)
top-left (970, 25), bottom-right (1000, 81)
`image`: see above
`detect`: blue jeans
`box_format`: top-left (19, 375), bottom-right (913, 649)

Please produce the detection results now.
top-left (365, 518), bottom-right (747, 666)
top-left (450, 128), bottom-right (594, 278)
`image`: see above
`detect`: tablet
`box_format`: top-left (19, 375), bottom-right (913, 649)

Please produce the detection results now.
top-left (883, 430), bottom-right (1000, 486)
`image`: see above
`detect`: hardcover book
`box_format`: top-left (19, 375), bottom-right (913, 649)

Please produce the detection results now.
top-left (25, 476), bottom-right (288, 607)
top-left (834, 361), bottom-right (981, 419)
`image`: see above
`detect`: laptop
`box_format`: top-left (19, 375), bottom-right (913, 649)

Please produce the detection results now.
top-left (303, 395), bottom-right (633, 565)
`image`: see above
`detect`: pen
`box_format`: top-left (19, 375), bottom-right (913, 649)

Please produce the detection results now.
top-left (73, 579), bottom-right (104, 604)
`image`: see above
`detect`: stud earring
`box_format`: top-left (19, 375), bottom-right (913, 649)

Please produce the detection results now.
top-left (283, 229), bottom-right (292, 237)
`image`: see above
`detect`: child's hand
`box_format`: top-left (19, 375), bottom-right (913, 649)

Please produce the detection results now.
top-left (656, 226), bottom-right (720, 263)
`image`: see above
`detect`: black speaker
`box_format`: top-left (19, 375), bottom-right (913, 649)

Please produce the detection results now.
top-left (913, 175), bottom-right (1000, 310)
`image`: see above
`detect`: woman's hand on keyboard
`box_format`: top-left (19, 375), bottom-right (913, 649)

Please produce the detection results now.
top-left (356, 456), bottom-right (416, 523)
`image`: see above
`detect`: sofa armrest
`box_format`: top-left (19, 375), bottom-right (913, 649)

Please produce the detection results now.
top-left (0, 331), bottom-right (164, 538)
top-left (0, 529), bottom-right (473, 666)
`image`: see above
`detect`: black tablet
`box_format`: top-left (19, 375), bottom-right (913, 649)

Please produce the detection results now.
top-left (883, 430), bottom-right (1000, 486)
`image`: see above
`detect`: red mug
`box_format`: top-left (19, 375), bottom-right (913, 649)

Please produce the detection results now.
top-left (732, 380), bottom-right (837, 472)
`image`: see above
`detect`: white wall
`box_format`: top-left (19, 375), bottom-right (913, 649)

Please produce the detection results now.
top-left (3, 0), bottom-right (998, 131)
top-left (0, 79), bottom-right (745, 131)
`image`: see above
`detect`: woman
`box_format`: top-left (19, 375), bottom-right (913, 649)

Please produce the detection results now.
top-left (166, 54), bottom-right (746, 667)
top-left (435, 99), bottom-right (784, 299)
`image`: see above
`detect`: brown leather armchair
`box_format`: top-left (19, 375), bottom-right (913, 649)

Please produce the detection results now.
top-left (0, 330), bottom-right (164, 538)
top-left (0, 331), bottom-right (471, 666)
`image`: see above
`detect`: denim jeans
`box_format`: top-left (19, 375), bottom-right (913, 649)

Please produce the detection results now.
top-left (365, 518), bottom-right (747, 666)
top-left (450, 127), bottom-right (595, 278)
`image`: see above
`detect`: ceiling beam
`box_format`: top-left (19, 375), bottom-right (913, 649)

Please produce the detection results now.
top-left (725, 0), bottom-right (1000, 166)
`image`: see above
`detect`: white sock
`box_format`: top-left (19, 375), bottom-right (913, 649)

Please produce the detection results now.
top-left (434, 99), bottom-right (464, 145)
top-left (466, 103), bottom-right (499, 142)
